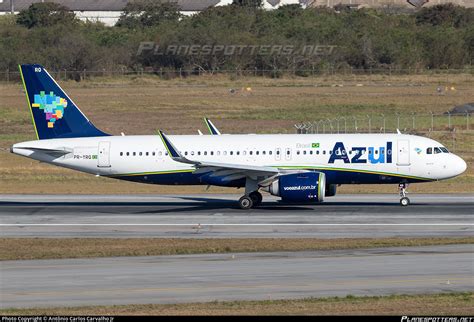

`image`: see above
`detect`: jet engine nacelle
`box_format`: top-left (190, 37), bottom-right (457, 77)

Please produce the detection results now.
top-left (265, 172), bottom-right (325, 203)
top-left (325, 184), bottom-right (337, 197)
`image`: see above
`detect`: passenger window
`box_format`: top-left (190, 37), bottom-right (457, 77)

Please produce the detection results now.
top-left (236, 151), bottom-right (240, 155)
top-left (120, 152), bottom-right (123, 156)
top-left (286, 150), bottom-right (290, 155)
top-left (297, 151), bottom-right (300, 155)
top-left (303, 150), bottom-right (306, 155)
top-left (211, 151), bottom-right (214, 156)
top-left (146, 152), bottom-right (149, 156)
top-left (223, 151), bottom-right (227, 156)
top-left (152, 152), bottom-right (155, 156)
top-left (198, 151), bottom-right (201, 156)
top-left (230, 151), bottom-right (233, 155)
top-left (323, 151), bottom-right (326, 155)
top-left (158, 151), bottom-right (162, 156)
top-left (217, 151), bottom-right (220, 156)
top-left (204, 151), bottom-right (207, 156)
top-left (126, 152), bottom-right (129, 156)
top-left (316, 150), bottom-right (319, 155)
top-left (269, 151), bottom-right (272, 155)
top-left (191, 151), bottom-right (195, 156)
top-left (139, 152), bottom-right (142, 156)
top-left (434, 147), bottom-right (442, 154)
top-left (165, 152), bottom-right (168, 156)
top-left (262, 151), bottom-right (266, 155)
top-left (256, 151), bottom-right (259, 155)
top-left (375, 150), bottom-right (378, 155)
top-left (185, 151), bottom-right (188, 156)
top-left (276, 150), bottom-right (280, 155)
top-left (133, 152), bottom-right (136, 156)
top-left (250, 151), bottom-right (253, 155)
top-left (242, 151), bottom-right (246, 155)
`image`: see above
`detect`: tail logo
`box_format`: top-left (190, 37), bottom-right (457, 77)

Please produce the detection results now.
top-left (32, 91), bottom-right (68, 128)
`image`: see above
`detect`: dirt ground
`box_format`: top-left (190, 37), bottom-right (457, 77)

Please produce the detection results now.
top-left (1, 73), bottom-right (472, 194)
top-left (2, 292), bottom-right (472, 315)
top-left (2, 237), bottom-right (472, 261)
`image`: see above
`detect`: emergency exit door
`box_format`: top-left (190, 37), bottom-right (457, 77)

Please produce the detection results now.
top-left (397, 140), bottom-right (410, 166)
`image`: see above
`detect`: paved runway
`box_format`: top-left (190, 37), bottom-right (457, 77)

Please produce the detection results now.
top-left (1, 245), bottom-right (472, 308)
top-left (0, 194), bottom-right (472, 238)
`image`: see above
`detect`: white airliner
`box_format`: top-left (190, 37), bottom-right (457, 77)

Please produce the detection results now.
top-left (11, 64), bottom-right (467, 209)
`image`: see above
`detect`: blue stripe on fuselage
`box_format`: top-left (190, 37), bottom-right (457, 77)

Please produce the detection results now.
top-left (108, 169), bottom-right (430, 186)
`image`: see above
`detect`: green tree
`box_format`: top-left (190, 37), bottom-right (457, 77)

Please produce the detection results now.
top-left (116, 0), bottom-right (182, 29)
top-left (415, 3), bottom-right (473, 28)
top-left (16, 2), bottom-right (78, 29)
top-left (232, 0), bottom-right (263, 9)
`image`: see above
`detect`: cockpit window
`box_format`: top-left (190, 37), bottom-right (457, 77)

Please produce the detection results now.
top-left (426, 147), bottom-right (432, 154)
top-left (434, 147), bottom-right (442, 154)
top-left (440, 147), bottom-right (449, 153)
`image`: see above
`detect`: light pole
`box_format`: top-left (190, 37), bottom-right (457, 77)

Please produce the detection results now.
top-left (381, 113), bottom-right (385, 133)
top-left (430, 111), bottom-right (434, 132)
top-left (447, 111), bottom-right (451, 130)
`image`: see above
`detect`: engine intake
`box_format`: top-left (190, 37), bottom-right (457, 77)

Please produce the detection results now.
top-left (265, 172), bottom-right (326, 203)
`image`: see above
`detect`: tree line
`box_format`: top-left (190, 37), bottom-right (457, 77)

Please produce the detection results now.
top-left (0, 0), bottom-right (472, 79)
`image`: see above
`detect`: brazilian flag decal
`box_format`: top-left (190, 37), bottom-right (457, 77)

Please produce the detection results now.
top-left (312, 143), bottom-right (320, 148)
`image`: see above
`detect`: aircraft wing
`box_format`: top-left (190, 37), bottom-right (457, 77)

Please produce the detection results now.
top-left (158, 131), bottom-right (283, 184)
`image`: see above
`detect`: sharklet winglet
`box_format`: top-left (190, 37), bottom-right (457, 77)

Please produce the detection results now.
top-left (157, 130), bottom-right (196, 165)
top-left (204, 117), bottom-right (221, 135)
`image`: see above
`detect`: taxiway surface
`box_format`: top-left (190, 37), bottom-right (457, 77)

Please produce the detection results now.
top-left (1, 245), bottom-right (472, 308)
top-left (0, 194), bottom-right (472, 238)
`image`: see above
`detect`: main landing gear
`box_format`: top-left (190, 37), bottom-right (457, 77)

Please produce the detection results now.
top-left (398, 183), bottom-right (410, 206)
top-left (238, 191), bottom-right (263, 210)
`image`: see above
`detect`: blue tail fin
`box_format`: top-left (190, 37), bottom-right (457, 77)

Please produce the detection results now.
top-left (19, 64), bottom-right (109, 140)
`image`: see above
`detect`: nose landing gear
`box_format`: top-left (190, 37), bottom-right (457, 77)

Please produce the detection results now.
top-left (399, 183), bottom-right (410, 206)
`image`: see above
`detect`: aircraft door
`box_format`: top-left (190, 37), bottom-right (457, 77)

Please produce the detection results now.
top-left (97, 141), bottom-right (111, 168)
top-left (397, 140), bottom-right (410, 166)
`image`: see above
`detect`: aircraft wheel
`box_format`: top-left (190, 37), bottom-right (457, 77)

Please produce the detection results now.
top-left (400, 197), bottom-right (410, 207)
top-left (239, 195), bottom-right (253, 210)
top-left (249, 191), bottom-right (262, 207)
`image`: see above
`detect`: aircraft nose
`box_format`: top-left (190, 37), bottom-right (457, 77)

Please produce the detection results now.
top-left (453, 154), bottom-right (467, 176)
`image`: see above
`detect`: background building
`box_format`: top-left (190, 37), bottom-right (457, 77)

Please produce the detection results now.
top-left (0, 0), bottom-right (472, 26)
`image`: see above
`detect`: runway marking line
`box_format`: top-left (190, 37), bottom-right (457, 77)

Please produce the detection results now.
top-left (0, 223), bottom-right (473, 226)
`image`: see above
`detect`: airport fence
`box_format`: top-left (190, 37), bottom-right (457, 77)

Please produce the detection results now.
top-left (293, 112), bottom-right (473, 152)
top-left (1, 67), bottom-right (473, 83)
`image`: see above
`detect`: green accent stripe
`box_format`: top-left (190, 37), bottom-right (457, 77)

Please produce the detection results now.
top-left (157, 131), bottom-right (173, 157)
top-left (204, 117), bottom-right (213, 135)
top-left (273, 165), bottom-right (431, 181)
top-left (107, 169), bottom-right (194, 178)
top-left (18, 65), bottom-right (39, 140)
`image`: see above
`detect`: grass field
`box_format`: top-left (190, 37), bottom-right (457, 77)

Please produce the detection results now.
top-left (1, 237), bottom-right (472, 261)
top-left (0, 73), bottom-right (472, 194)
top-left (2, 292), bottom-right (472, 315)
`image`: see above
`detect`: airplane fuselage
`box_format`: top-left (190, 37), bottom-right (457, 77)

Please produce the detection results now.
top-left (12, 133), bottom-right (467, 188)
